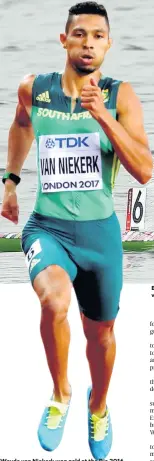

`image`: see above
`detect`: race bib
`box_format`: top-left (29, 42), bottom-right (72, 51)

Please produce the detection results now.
top-left (25, 239), bottom-right (42, 269)
top-left (39, 133), bottom-right (103, 192)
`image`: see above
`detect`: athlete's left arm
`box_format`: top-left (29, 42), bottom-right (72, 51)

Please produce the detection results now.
top-left (98, 82), bottom-right (153, 184)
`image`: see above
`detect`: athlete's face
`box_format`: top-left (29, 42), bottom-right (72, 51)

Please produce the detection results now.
top-left (60, 14), bottom-right (112, 74)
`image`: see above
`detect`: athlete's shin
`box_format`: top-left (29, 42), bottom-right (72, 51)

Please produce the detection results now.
top-left (34, 266), bottom-right (72, 403)
top-left (40, 306), bottom-right (71, 402)
top-left (82, 316), bottom-right (116, 416)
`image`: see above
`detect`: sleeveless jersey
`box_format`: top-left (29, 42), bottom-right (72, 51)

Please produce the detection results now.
top-left (30, 72), bottom-right (121, 220)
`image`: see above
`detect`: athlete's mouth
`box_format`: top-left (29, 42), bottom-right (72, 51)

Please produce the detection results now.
top-left (81, 53), bottom-right (94, 59)
top-left (80, 54), bottom-right (94, 64)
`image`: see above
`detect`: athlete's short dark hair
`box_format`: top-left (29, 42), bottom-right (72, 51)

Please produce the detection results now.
top-left (65, 1), bottom-right (110, 34)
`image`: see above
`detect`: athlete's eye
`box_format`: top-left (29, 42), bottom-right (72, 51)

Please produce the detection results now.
top-left (96, 34), bottom-right (104, 39)
top-left (75, 32), bottom-right (83, 37)
top-left (73, 31), bottom-right (83, 37)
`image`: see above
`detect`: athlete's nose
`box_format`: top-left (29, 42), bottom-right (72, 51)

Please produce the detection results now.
top-left (82, 35), bottom-right (94, 49)
top-left (83, 44), bottom-right (94, 50)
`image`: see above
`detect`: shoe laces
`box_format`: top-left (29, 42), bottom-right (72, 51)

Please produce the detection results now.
top-left (90, 409), bottom-right (109, 441)
top-left (45, 400), bottom-right (68, 430)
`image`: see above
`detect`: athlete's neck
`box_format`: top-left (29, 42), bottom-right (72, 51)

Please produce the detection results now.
top-left (62, 63), bottom-right (102, 100)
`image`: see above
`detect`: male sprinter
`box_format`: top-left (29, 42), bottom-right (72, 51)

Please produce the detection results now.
top-left (1, 2), bottom-right (153, 458)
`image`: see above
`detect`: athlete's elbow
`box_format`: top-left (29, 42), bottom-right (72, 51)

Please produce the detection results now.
top-left (138, 175), bottom-right (150, 185)
top-left (138, 166), bottom-right (153, 184)
top-left (137, 150), bottom-right (153, 183)
top-left (137, 147), bottom-right (153, 184)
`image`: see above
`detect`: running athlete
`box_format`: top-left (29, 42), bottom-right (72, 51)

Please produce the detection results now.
top-left (1, 2), bottom-right (153, 458)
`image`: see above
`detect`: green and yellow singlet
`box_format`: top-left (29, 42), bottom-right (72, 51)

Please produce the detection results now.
top-left (30, 72), bottom-right (121, 220)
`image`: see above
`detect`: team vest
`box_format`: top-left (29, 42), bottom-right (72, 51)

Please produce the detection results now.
top-left (30, 72), bottom-right (121, 220)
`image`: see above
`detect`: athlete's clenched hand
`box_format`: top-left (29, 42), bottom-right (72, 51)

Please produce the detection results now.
top-left (81, 78), bottom-right (106, 121)
top-left (1, 186), bottom-right (19, 224)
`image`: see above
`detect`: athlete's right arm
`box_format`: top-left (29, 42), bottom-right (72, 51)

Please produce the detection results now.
top-left (1, 74), bottom-right (35, 224)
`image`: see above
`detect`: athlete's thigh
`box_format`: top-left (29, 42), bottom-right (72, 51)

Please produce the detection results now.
top-left (73, 215), bottom-right (123, 322)
top-left (33, 264), bottom-right (72, 315)
top-left (74, 259), bottom-right (122, 322)
top-left (21, 229), bottom-right (77, 286)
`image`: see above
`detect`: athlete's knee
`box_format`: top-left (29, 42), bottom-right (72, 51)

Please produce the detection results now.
top-left (82, 316), bottom-right (115, 348)
top-left (41, 289), bottom-right (70, 322)
top-left (98, 324), bottom-right (115, 349)
top-left (34, 266), bottom-right (72, 322)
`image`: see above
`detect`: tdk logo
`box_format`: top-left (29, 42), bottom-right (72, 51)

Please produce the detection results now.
top-left (45, 136), bottom-right (89, 149)
top-left (45, 139), bottom-right (55, 148)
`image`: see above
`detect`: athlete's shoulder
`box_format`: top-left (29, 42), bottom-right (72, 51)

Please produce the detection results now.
top-left (117, 81), bottom-right (136, 98)
top-left (18, 72), bottom-right (59, 105)
top-left (32, 71), bottom-right (60, 86)
top-left (116, 81), bottom-right (140, 114)
top-left (18, 74), bottom-right (36, 106)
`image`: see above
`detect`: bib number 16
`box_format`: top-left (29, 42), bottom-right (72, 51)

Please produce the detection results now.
top-left (126, 187), bottom-right (147, 231)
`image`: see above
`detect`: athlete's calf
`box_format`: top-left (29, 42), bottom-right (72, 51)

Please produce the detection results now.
top-left (81, 314), bottom-right (116, 416)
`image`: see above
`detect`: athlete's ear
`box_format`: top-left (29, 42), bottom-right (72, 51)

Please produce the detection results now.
top-left (60, 33), bottom-right (67, 49)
